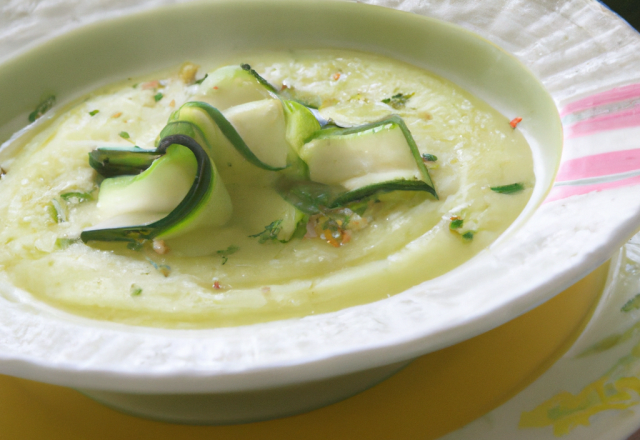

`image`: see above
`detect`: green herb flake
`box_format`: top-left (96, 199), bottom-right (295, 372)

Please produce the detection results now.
top-left (249, 220), bottom-right (283, 243)
top-left (194, 73), bottom-right (208, 85)
top-left (119, 131), bottom-right (131, 140)
top-left (154, 92), bottom-right (164, 102)
top-left (48, 199), bottom-right (67, 223)
top-left (132, 83), bottom-right (139, 89)
top-left (130, 284), bottom-right (143, 296)
top-left (421, 153), bottom-right (438, 162)
top-left (55, 237), bottom-right (81, 249)
top-left (28, 95), bottom-right (56, 123)
top-left (216, 245), bottom-right (239, 265)
top-left (89, 109), bottom-right (100, 116)
top-left (490, 183), bottom-right (525, 195)
top-left (450, 219), bottom-right (464, 230)
top-left (381, 92), bottom-right (414, 110)
top-left (462, 231), bottom-right (475, 241)
top-left (622, 293), bottom-right (640, 312)
top-left (60, 191), bottom-right (93, 203)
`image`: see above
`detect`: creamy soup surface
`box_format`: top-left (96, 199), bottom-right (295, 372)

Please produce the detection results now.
top-left (0, 50), bottom-right (534, 328)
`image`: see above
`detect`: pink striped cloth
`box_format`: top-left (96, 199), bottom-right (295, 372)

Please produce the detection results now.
top-left (546, 83), bottom-right (640, 202)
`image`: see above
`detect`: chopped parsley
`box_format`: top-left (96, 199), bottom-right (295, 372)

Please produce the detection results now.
top-left (249, 220), bottom-right (283, 243)
top-left (462, 231), bottom-right (474, 241)
top-left (381, 92), bottom-right (414, 110)
top-left (28, 95), bottom-right (56, 122)
top-left (194, 73), bottom-right (208, 85)
top-left (154, 92), bottom-right (164, 102)
top-left (450, 218), bottom-right (463, 230)
top-left (490, 183), bottom-right (525, 194)
top-left (130, 284), bottom-right (143, 296)
top-left (119, 131), bottom-right (131, 140)
top-left (421, 153), bottom-right (438, 162)
top-left (217, 245), bottom-right (239, 265)
top-left (89, 109), bottom-right (100, 116)
top-left (622, 293), bottom-right (640, 312)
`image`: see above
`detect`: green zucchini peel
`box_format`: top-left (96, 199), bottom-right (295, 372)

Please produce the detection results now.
top-left (329, 179), bottom-right (435, 207)
top-left (240, 64), bottom-right (278, 94)
top-left (89, 146), bottom-right (161, 177)
top-left (170, 101), bottom-right (288, 171)
top-left (81, 134), bottom-right (214, 243)
top-left (303, 115), bottom-right (438, 203)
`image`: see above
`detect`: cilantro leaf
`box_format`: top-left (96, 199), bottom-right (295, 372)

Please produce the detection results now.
top-left (154, 92), bottom-right (164, 102)
top-left (249, 220), bottom-right (283, 243)
top-left (216, 245), bottom-right (239, 265)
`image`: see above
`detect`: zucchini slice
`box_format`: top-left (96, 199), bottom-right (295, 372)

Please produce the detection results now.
top-left (224, 99), bottom-right (290, 169)
top-left (168, 101), bottom-right (288, 172)
top-left (299, 115), bottom-right (437, 205)
top-left (282, 100), bottom-right (322, 155)
top-left (81, 134), bottom-right (231, 243)
top-left (191, 65), bottom-right (277, 110)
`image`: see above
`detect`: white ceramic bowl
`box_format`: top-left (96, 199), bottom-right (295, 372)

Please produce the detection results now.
top-left (1, 0), bottom-right (639, 424)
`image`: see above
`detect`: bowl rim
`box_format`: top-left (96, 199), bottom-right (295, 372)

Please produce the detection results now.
top-left (0, 0), bottom-right (639, 394)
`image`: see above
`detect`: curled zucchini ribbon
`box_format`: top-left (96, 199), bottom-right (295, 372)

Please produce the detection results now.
top-left (292, 115), bottom-right (438, 209)
top-left (80, 134), bottom-right (213, 243)
top-left (166, 101), bottom-right (287, 171)
top-left (328, 115), bottom-right (437, 206)
top-left (88, 146), bottom-right (160, 177)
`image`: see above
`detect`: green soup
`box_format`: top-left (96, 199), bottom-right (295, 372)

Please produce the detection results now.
top-left (0, 50), bottom-right (534, 328)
